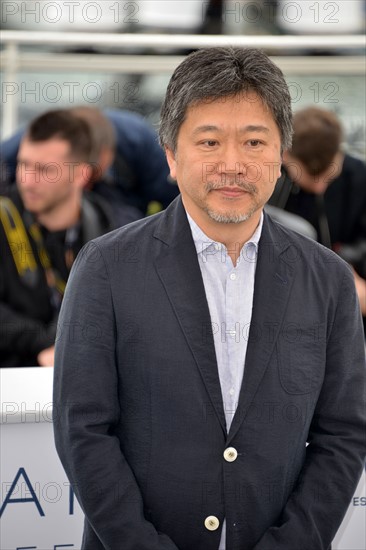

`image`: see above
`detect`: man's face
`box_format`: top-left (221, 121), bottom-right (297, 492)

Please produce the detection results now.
top-left (165, 92), bottom-right (282, 227)
top-left (16, 137), bottom-right (86, 216)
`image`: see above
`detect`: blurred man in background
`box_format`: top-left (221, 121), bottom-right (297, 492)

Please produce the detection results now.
top-left (0, 109), bottom-right (118, 367)
top-left (270, 106), bottom-right (366, 319)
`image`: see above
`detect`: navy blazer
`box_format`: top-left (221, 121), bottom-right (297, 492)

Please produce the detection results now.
top-left (53, 197), bottom-right (366, 550)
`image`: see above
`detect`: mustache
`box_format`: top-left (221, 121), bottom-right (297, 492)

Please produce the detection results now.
top-left (205, 180), bottom-right (257, 194)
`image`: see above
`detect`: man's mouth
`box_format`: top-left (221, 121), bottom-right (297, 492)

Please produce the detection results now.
top-left (213, 186), bottom-right (249, 198)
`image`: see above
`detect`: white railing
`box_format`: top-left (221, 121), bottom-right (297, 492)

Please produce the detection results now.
top-left (1, 30), bottom-right (365, 138)
top-left (2, 29), bottom-right (365, 48)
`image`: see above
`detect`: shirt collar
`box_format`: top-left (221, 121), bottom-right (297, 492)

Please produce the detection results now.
top-left (186, 210), bottom-right (264, 257)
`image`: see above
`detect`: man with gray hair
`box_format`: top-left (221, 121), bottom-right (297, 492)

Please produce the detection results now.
top-left (54, 48), bottom-right (366, 550)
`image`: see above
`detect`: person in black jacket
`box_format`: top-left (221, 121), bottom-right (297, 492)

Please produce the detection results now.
top-left (269, 106), bottom-right (366, 320)
top-left (0, 109), bottom-right (120, 367)
top-left (53, 48), bottom-right (365, 550)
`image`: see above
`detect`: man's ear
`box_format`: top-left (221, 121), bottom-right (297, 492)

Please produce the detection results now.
top-left (74, 162), bottom-right (92, 190)
top-left (99, 148), bottom-right (114, 175)
top-left (165, 147), bottom-right (177, 181)
top-left (331, 151), bottom-right (344, 180)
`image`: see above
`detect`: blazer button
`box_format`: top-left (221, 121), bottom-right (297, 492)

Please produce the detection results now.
top-left (204, 515), bottom-right (220, 531)
top-left (223, 447), bottom-right (238, 462)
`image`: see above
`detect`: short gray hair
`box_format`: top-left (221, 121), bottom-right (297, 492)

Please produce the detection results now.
top-left (159, 47), bottom-right (293, 153)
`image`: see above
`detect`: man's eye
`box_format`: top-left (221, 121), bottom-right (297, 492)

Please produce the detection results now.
top-left (248, 140), bottom-right (262, 147)
top-left (202, 140), bottom-right (218, 147)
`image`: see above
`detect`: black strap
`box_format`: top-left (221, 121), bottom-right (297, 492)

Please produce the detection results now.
top-left (315, 194), bottom-right (332, 249)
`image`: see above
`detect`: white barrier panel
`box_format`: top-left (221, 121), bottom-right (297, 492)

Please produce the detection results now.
top-left (0, 367), bottom-right (365, 548)
top-left (0, 368), bottom-right (84, 549)
top-left (333, 470), bottom-right (366, 550)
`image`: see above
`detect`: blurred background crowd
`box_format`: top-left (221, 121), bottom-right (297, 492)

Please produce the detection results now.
top-left (1, 0), bottom-right (365, 366)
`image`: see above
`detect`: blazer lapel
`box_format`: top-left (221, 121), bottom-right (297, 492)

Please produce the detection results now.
top-left (227, 215), bottom-right (296, 442)
top-left (154, 198), bottom-right (227, 434)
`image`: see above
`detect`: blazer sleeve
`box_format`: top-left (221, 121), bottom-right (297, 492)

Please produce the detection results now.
top-left (253, 264), bottom-right (366, 550)
top-left (53, 241), bottom-right (178, 550)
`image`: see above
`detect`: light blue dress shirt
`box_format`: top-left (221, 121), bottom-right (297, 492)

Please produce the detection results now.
top-left (186, 211), bottom-right (263, 550)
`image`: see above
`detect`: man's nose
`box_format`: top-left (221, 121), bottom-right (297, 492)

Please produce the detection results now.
top-left (217, 144), bottom-right (245, 175)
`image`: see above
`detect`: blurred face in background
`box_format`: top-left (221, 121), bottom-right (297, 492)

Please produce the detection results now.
top-left (16, 136), bottom-right (88, 218)
top-left (284, 151), bottom-right (344, 195)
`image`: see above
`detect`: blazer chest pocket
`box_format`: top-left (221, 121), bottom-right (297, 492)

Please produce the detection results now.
top-left (276, 326), bottom-right (326, 395)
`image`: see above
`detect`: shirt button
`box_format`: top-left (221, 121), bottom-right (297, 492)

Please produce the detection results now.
top-left (223, 447), bottom-right (238, 462)
top-left (214, 243), bottom-right (220, 251)
top-left (204, 515), bottom-right (220, 531)
top-left (229, 273), bottom-right (236, 281)
top-left (229, 388), bottom-right (235, 396)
